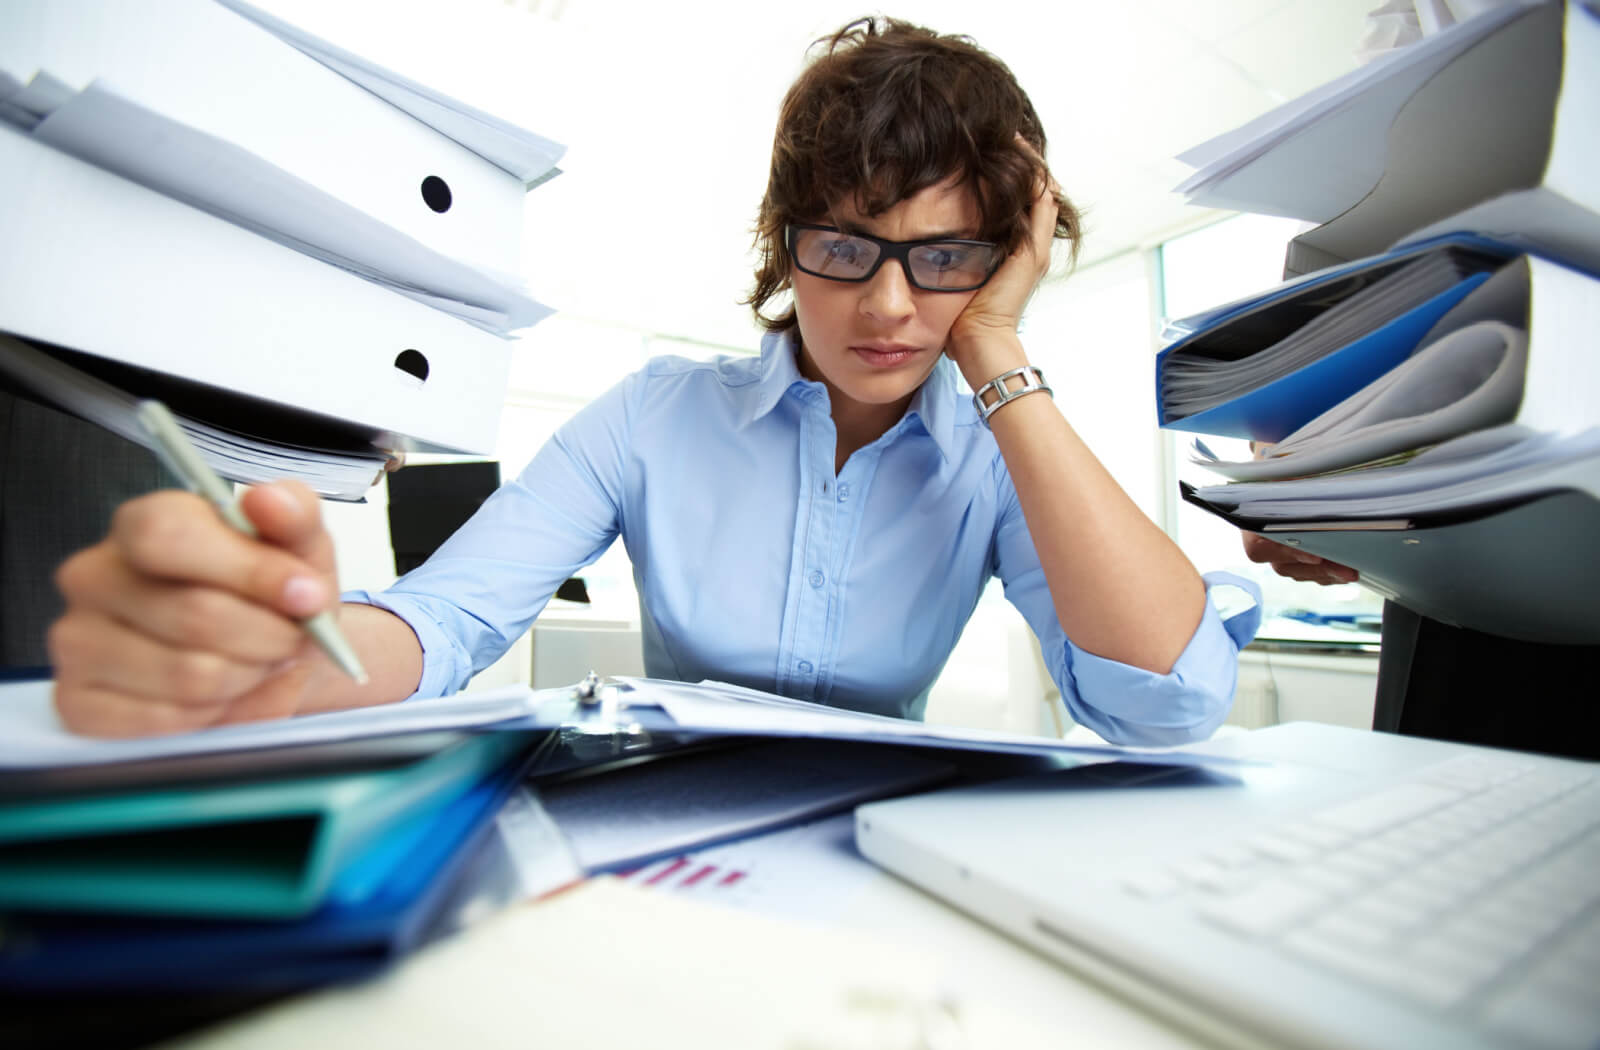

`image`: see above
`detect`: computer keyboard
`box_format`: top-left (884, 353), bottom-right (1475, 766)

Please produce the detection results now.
top-left (1122, 753), bottom-right (1600, 1049)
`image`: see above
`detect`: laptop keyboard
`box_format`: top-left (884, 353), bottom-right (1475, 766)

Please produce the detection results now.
top-left (1121, 753), bottom-right (1600, 1049)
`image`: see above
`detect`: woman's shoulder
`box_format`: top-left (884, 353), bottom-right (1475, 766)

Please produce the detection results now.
top-left (637, 350), bottom-right (767, 389)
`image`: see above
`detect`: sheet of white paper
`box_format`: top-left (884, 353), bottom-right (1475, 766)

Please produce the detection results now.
top-left (0, 680), bottom-right (549, 769)
top-left (622, 678), bottom-right (1255, 772)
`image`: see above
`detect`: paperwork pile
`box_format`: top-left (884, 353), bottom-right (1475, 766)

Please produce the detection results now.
top-left (0, 671), bottom-right (1246, 1038)
top-left (0, 0), bottom-right (568, 495)
top-left (0, 680), bottom-right (541, 997)
top-left (1163, 0), bottom-right (1600, 644)
top-left (0, 333), bottom-right (389, 501)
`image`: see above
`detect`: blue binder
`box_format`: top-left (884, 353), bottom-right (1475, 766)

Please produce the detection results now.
top-left (0, 731), bottom-right (542, 992)
top-left (1156, 235), bottom-right (1513, 442)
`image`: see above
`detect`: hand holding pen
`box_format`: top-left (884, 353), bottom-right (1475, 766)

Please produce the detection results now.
top-left (49, 401), bottom-right (368, 737)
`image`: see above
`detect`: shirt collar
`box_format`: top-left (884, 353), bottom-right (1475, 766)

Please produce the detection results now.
top-left (742, 327), bottom-right (962, 462)
top-left (743, 328), bottom-right (815, 427)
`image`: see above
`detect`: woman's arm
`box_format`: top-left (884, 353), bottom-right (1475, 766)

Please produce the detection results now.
top-left (944, 168), bottom-right (1206, 676)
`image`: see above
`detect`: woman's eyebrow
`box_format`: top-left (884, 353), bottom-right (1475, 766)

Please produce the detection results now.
top-left (839, 222), bottom-right (983, 241)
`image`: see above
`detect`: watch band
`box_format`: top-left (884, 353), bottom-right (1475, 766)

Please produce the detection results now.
top-left (972, 365), bottom-right (1052, 428)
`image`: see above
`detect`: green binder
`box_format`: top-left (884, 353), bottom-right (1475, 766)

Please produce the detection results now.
top-left (0, 731), bottom-right (530, 920)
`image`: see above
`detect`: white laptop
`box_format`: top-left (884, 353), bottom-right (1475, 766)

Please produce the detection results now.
top-left (855, 722), bottom-right (1598, 1050)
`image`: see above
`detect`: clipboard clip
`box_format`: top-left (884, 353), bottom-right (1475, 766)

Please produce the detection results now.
top-left (562, 671), bottom-right (650, 751)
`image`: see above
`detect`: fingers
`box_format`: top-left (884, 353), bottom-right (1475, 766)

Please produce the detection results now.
top-left (1241, 533), bottom-right (1359, 585)
top-left (56, 544), bottom-right (303, 663)
top-left (49, 610), bottom-right (275, 711)
top-left (53, 655), bottom-right (310, 738)
top-left (239, 482), bottom-right (338, 582)
top-left (105, 489), bottom-right (333, 620)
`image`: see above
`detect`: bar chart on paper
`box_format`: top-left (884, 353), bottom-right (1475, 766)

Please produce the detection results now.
top-left (616, 814), bottom-right (872, 920)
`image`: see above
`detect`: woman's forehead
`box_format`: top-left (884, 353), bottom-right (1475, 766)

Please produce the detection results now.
top-left (830, 177), bottom-right (982, 237)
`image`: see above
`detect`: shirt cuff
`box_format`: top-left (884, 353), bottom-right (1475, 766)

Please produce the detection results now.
top-left (1063, 574), bottom-right (1261, 747)
top-left (341, 589), bottom-right (464, 702)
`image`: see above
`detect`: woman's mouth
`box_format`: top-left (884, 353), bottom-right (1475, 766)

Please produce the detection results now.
top-left (851, 344), bottom-right (922, 368)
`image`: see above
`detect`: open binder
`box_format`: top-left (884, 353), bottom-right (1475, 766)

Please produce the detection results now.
top-left (1156, 235), bottom-right (1510, 440)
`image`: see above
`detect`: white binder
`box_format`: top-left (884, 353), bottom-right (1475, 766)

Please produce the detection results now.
top-left (0, 126), bottom-right (511, 456)
top-left (0, 0), bottom-right (530, 276)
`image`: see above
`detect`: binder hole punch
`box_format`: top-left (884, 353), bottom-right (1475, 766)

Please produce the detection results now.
top-left (394, 349), bottom-right (430, 384)
top-left (420, 175), bottom-right (453, 213)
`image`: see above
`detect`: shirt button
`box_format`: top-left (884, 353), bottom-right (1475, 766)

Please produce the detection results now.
top-left (797, 660), bottom-right (814, 674)
top-left (808, 569), bottom-right (825, 588)
top-left (837, 483), bottom-right (850, 502)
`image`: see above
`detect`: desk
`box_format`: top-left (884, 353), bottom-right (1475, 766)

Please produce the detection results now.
top-left (158, 811), bottom-right (1204, 1050)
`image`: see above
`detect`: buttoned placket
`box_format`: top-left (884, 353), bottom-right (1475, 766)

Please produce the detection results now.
top-left (775, 387), bottom-right (893, 703)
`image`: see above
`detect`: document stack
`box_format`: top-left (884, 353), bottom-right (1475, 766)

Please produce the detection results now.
top-left (0, 0), bottom-right (564, 500)
top-left (1159, 0), bottom-right (1600, 645)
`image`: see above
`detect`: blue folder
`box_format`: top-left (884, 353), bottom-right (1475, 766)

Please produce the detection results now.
top-left (1156, 235), bottom-right (1513, 442)
top-left (0, 730), bottom-right (531, 919)
top-left (0, 730), bottom-right (541, 992)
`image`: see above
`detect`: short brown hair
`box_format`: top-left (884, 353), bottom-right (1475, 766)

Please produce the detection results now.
top-left (745, 16), bottom-right (1082, 332)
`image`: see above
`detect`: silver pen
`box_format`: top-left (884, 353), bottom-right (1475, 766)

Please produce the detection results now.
top-left (135, 399), bottom-right (370, 685)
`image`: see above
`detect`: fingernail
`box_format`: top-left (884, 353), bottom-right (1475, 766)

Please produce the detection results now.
top-left (282, 575), bottom-right (326, 615)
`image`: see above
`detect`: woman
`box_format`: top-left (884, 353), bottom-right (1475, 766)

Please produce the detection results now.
top-left (48, 17), bottom-right (1257, 741)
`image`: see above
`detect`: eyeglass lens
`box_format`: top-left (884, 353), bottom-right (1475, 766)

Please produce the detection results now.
top-left (790, 228), bottom-right (999, 290)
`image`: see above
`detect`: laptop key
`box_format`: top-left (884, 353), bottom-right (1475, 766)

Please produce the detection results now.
top-left (1197, 878), bottom-right (1325, 938)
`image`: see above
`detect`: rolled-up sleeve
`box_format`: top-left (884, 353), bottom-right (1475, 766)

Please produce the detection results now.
top-left (343, 370), bottom-right (642, 701)
top-left (993, 457), bottom-right (1261, 744)
top-left (1053, 575), bottom-right (1261, 746)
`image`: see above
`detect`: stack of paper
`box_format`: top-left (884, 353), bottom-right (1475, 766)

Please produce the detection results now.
top-left (1192, 424), bottom-right (1600, 522)
top-left (0, 334), bottom-right (389, 501)
top-left (1191, 320), bottom-right (1528, 482)
top-left (0, 73), bottom-right (549, 337)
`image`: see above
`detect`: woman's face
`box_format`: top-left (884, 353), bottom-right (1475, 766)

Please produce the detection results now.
top-left (791, 178), bottom-right (984, 421)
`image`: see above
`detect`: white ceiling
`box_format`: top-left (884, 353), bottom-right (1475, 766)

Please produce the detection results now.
top-left (256, 0), bottom-right (1381, 348)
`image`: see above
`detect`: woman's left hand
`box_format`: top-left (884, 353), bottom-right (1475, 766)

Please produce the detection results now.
top-left (946, 143), bottom-right (1060, 385)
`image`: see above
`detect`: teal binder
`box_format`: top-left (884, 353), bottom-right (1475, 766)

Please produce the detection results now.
top-left (0, 731), bottom-right (529, 919)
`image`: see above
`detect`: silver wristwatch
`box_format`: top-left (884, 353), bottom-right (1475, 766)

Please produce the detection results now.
top-left (972, 365), bottom-right (1052, 428)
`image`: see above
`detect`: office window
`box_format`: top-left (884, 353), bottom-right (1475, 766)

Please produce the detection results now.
top-left (1157, 216), bottom-right (1384, 644)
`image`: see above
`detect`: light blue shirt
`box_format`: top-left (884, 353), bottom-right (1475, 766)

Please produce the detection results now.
top-left (350, 330), bottom-right (1259, 746)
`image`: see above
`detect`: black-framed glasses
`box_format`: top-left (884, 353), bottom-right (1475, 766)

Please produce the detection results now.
top-left (786, 224), bottom-right (1004, 292)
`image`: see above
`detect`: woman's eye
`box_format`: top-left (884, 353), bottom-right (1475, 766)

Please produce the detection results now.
top-left (824, 239), bottom-right (862, 262)
top-left (926, 247), bottom-right (970, 270)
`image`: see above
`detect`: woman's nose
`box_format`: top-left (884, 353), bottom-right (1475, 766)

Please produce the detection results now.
top-left (859, 258), bottom-right (916, 323)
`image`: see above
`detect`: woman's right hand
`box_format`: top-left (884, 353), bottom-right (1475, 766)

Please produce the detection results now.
top-left (49, 481), bottom-right (342, 737)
